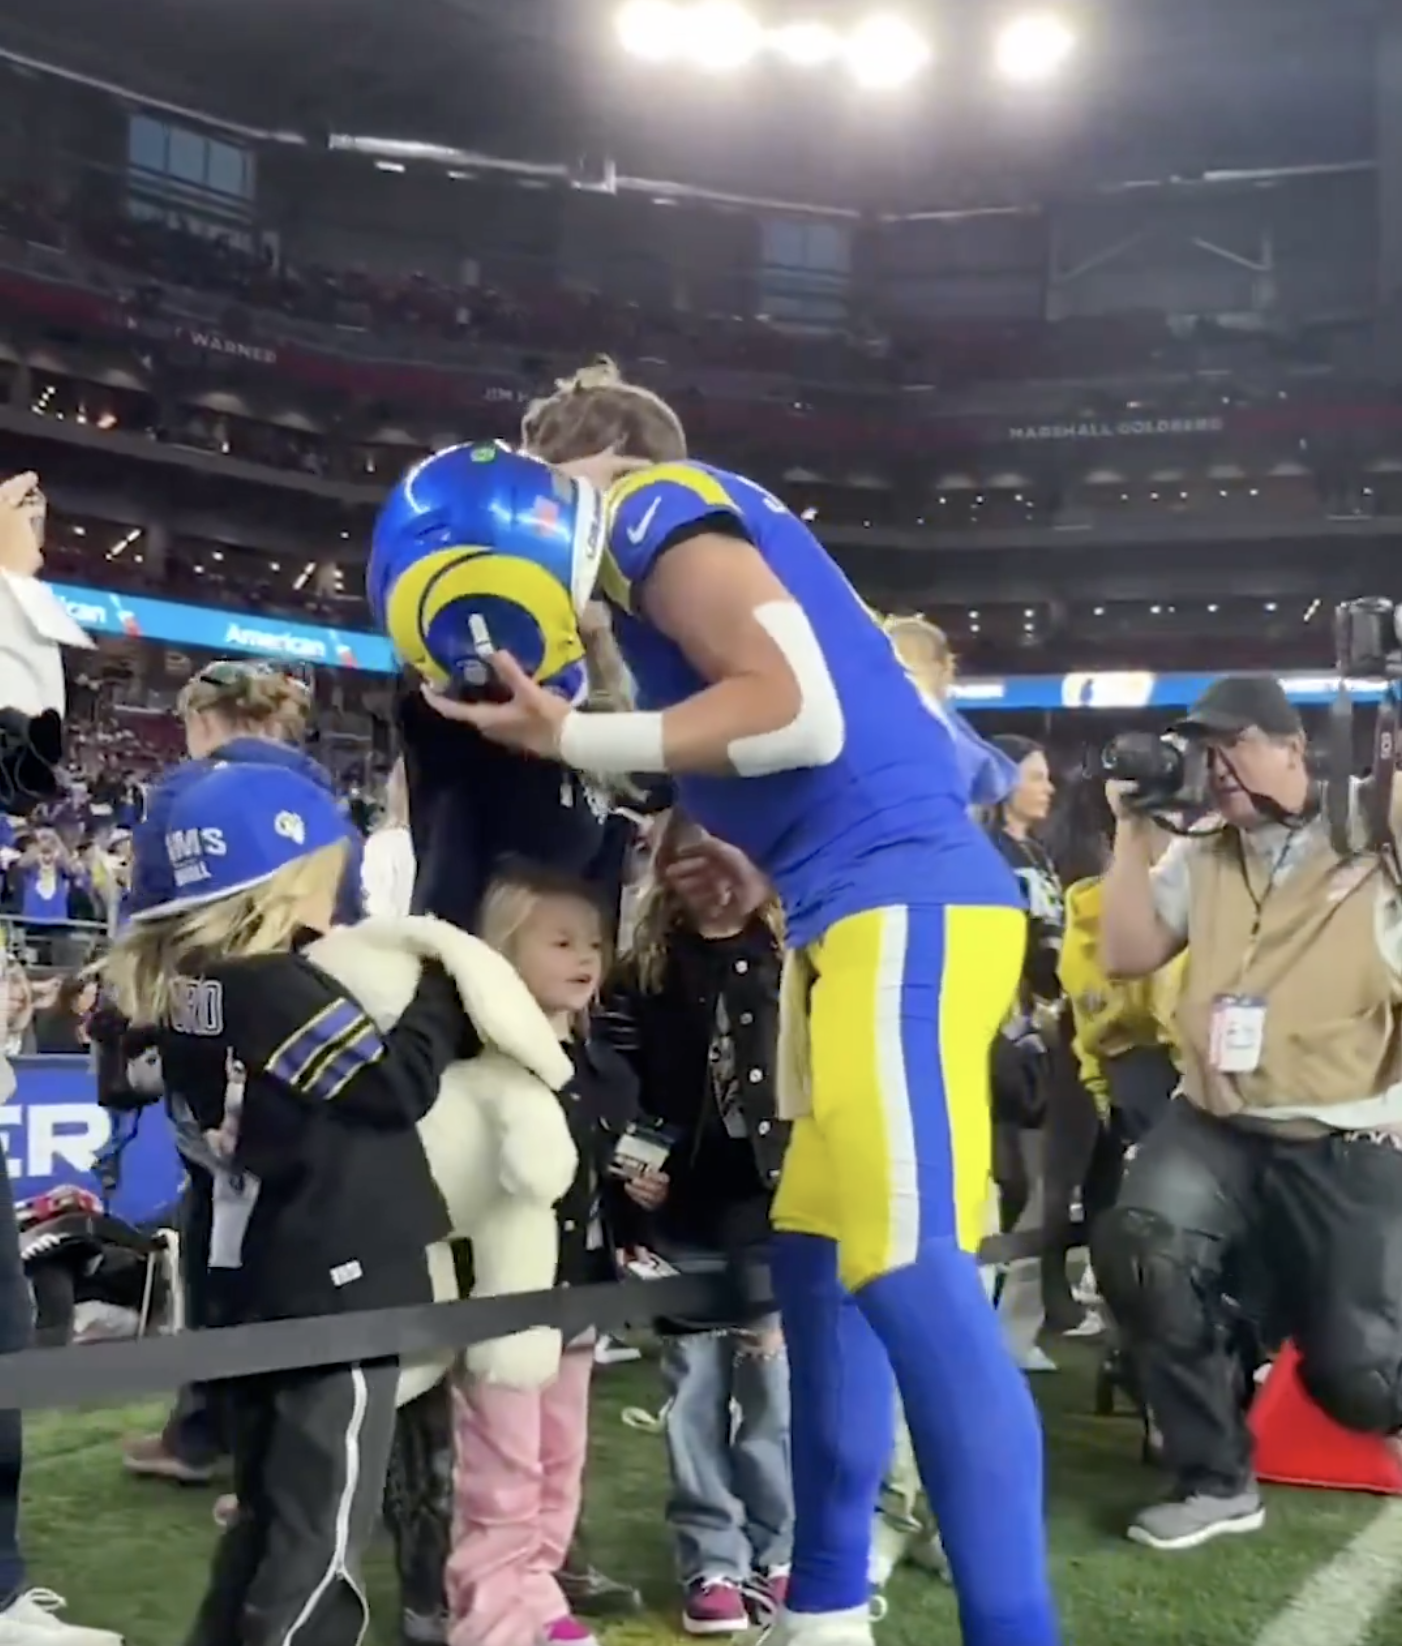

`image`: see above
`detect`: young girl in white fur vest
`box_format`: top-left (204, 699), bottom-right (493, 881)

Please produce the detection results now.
top-left (446, 863), bottom-right (668, 1646)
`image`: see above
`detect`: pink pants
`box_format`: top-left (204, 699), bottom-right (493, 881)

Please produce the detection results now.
top-left (446, 1346), bottom-right (594, 1646)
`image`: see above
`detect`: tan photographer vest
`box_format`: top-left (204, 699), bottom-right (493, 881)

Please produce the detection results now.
top-left (1178, 829), bottom-right (1402, 1120)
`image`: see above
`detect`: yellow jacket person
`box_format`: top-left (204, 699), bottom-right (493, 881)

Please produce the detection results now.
top-left (1059, 875), bottom-right (1183, 1135)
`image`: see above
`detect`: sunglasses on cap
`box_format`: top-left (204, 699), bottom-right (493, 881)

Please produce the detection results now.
top-left (192, 659), bottom-right (314, 700)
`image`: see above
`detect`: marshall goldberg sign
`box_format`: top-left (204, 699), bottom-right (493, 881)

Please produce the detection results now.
top-left (1006, 415), bottom-right (1226, 442)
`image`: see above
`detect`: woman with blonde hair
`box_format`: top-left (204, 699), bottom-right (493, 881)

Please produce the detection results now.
top-left (107, 761), bottom-right (468, 1646)
top-left (389, 640), bottom-right (650, 1632)
top-left (130, 659), bottom-right (362, 926)
top-left (884, 615), bottom-right (1021, 808)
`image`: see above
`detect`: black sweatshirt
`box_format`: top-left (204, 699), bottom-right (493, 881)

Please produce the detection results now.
top-left (158, 945), bottom-right (471, 1325)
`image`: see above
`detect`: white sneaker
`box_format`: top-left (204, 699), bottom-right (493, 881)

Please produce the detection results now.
top-left (594, 1335), bottom-right (641, 1366)
top-left (1061, 1310), bottom-right (1105, 1341)
top-left (907, 1531), bottom-right (951, 1580)
top-left (759, 1606), bottom-right (874, 1646)
top-left (868, 1516), bottom-right (913, 1588)
top-left (1073, 1266), bottom-right (1101, 1307)
top-left (1016, 1345), bottom-right (1058, 1373)
top-left (0, 1591), bottom-right (122, 1645)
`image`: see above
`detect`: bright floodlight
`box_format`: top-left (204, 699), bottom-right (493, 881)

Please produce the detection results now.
top-left (616, 0), bottom-right (682, 61)
top-left (772, 21), bottom-right (844, 67)
top-left (995, 13), bottom-right (1075, 82)
top-left (684, 2), bottom-right (764, 70)
top-left (844, 14), bottom-right (932, 89)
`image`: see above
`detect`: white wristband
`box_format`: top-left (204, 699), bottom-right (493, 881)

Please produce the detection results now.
top-left (558, 708), bottom-right (667, 776)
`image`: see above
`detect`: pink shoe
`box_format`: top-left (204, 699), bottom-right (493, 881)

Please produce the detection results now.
top-left (682, 1579), bottom-right (749, 1636)
top-left (541, 1617), bottom-right (597, 1646)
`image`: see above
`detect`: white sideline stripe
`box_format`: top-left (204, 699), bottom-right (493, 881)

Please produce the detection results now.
top-left (1253, 1499), bottom-right (1402, 1646)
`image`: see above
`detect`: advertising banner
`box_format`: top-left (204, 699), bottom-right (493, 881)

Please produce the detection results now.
top-left (44, 579), bottom-right (1379, 712)
top-left (2, 1058), bottom-right (182, 1225)
top-left (50, 580), bottom-right (395, 673)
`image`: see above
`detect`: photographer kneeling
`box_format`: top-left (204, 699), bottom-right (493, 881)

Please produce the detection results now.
top-left (1093, 673), bottom-right (1402, 1553)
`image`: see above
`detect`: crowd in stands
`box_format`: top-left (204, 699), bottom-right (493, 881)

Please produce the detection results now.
top-left (0, 183), bottom-right (1353, 392)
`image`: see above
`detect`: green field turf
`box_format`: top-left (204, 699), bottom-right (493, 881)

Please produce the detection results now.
top-left (16, 1346), bottom-right (1402, 1645)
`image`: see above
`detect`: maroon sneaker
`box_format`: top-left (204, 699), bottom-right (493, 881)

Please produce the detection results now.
top-left (682, 1579), bottom-right (750, 1636)
top-left (758, 1566), bottom-right (790, 1610)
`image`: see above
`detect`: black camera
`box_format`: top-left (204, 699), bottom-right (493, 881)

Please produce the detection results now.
top-left (1100, 731), bottom-right (1209, 814)
top-left (0, 708), bottom-right (63, 817)
top-left (1335, 598), bottom-right (1402, 681)
top-left (1330, 598), bottom-right (1402, 867)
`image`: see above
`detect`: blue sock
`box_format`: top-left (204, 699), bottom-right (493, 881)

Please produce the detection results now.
top-left (858, 1241), bottom-right (1060, 1646)
top-left (770, 1231), bottom-right (892, 1614)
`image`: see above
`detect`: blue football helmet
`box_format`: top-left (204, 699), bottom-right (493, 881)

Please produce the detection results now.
top-left (368, 442), bottom-right (605, 700)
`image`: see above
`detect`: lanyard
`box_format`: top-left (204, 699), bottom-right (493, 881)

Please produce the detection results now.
top-left (1233, 828), bottom-right (1295, 953)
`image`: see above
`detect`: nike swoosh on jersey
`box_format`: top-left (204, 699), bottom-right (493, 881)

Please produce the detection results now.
top-left (626, 498), bottom-right (662, 545)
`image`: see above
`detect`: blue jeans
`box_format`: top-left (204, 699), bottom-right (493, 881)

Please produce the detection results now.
top-left (657, 1249), bottom-right (793, 1585)
top-left (0, 1161), bottom-right (28, 1605)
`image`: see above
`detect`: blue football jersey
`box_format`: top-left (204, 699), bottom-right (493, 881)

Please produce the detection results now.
top-left (599, 461), bottom-right (1020, 944)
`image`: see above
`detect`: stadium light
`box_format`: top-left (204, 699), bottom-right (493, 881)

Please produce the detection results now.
top-left (844, 14), bottom-right (932, 89)
top-left (613, 3), bottom-right (933, 86)
top-left (994, 13), bottom-right (1075, 83)
top-left (685, 2), bottom-right (764, 71)
top-left (615, 0), bottom-right (683, 62)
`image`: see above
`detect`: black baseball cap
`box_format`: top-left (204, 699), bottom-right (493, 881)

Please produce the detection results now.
top-left (1171, 674), bottom-right (1304, 740)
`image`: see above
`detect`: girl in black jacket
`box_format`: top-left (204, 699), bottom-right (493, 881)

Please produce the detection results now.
top-left (105, 761), bottom-right (469, 1646)
top-left (599, 823), bottom-right (794, 1636)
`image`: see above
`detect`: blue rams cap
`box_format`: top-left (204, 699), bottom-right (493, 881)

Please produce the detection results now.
top-left (133, 764), bottom-right (349, 921)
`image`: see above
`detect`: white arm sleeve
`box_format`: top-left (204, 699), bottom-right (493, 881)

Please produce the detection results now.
top-left (557, 601), bottom-right (845, 779)
top-left (726, 602), bottom-right (845, 777)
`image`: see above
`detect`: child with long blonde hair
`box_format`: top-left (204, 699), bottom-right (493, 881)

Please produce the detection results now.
top-left (107, 761), bottom-right (468, 1646)
top-left (446, 862), bottom-right (664, 1646)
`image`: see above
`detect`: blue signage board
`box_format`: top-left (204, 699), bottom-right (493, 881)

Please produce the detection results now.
top-left (44, 579), bottom-right (1381, 713)
top-left (3, 1058), bottom-right (182, 1225)
top-left (947, 670), bottom-right (1382, 713)
top-left (49, 580), bottom-right (398, 673)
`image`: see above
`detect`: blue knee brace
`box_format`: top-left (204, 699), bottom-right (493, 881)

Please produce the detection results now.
top-left (859, 1242), bottom-right (1061, 1646)
top-left (770, 1232), bottom-right (892, 1614)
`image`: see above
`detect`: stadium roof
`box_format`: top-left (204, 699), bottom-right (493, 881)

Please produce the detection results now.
top-left (0, 0), bottom-right (1386, 213)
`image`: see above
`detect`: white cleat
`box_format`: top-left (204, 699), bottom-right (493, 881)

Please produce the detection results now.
top-left (757, 1605), bottom-right (876, 1646)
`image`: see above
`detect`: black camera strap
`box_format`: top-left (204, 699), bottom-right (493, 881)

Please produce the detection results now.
top-left (1327, 682), bottom-right (1357, 862)
top-left (1367, 683), bottom-right (1402, 890)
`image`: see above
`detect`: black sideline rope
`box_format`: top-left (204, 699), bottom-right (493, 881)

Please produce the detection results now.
top-left (0, 1220), bottom-right (1082, 1411)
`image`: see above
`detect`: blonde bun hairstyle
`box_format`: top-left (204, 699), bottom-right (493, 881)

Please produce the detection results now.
top-left (884, 614), bottom-right (954, 702)
top-left (521, 355), bottom-right (688, 467)
top-left (178, 665), bottom-right (312, 744)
